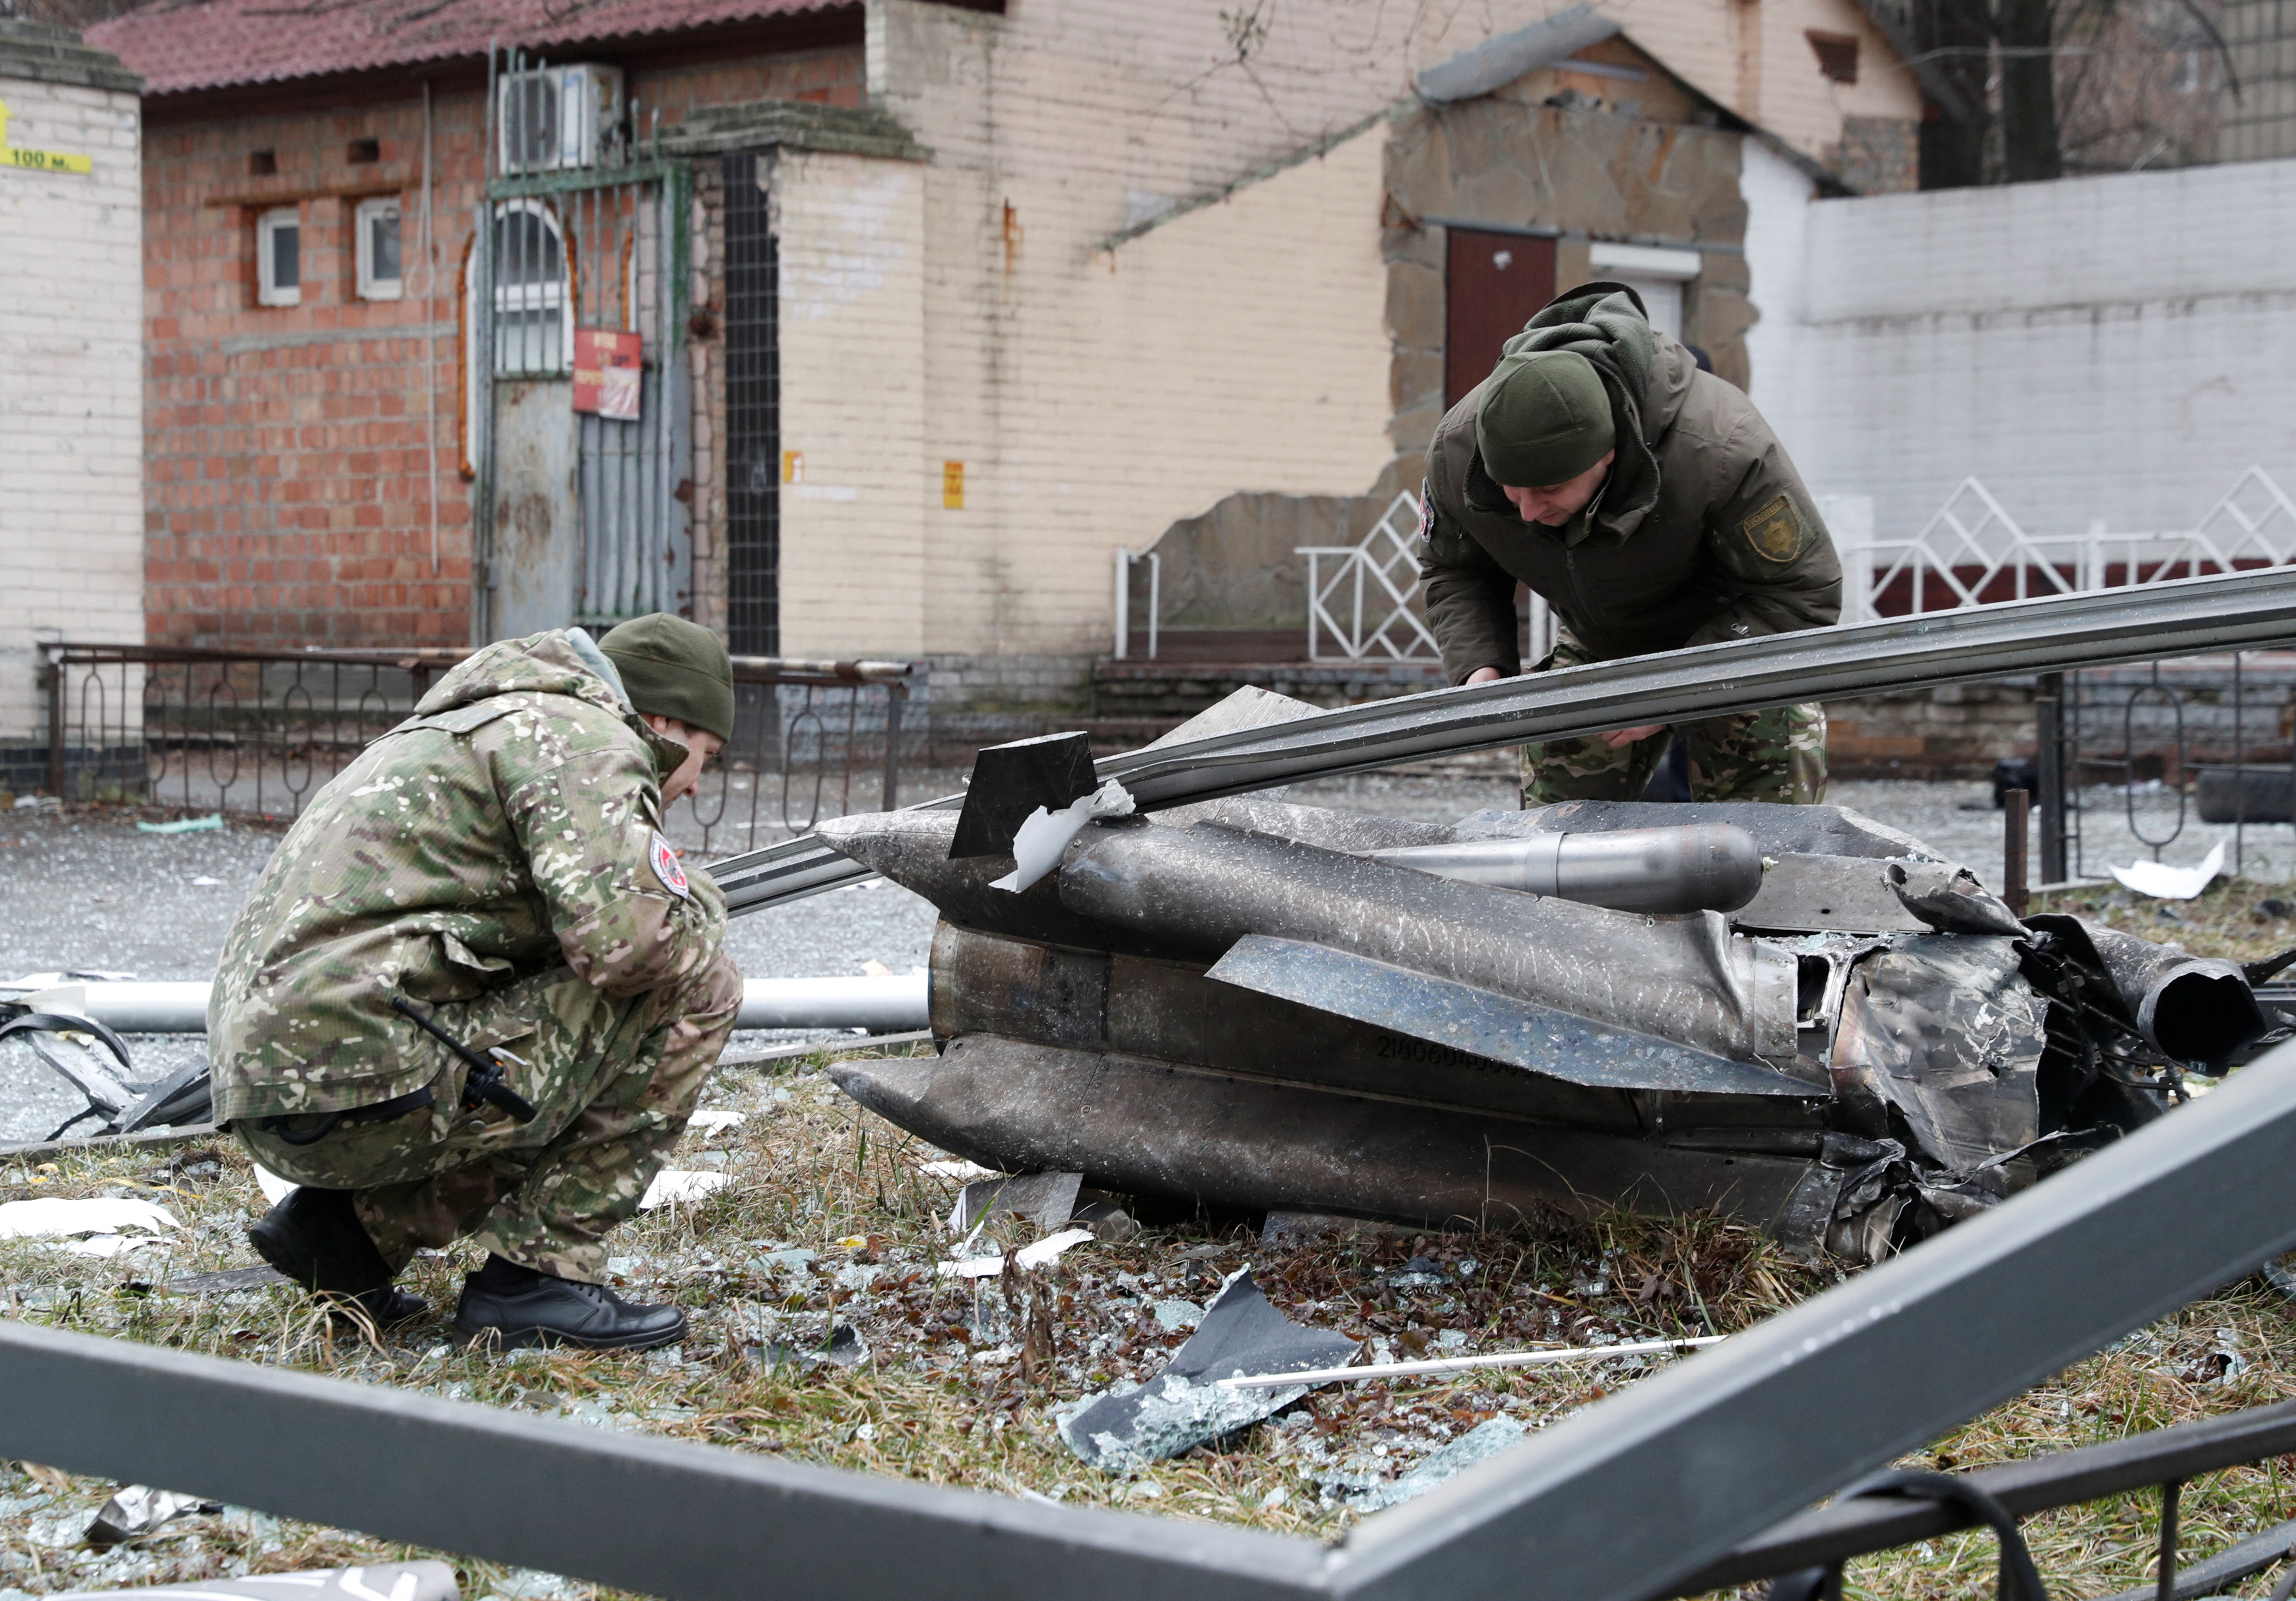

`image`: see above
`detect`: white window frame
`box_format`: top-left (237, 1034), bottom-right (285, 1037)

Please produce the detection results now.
top-left (355, 196), bottom-right (404, 302)
top-left (1589, 243), bottom-right (1701, 342)
top-left (488, 198), bottom-right (573, 377)
top-left (255, 205), bottom-right (301, 308)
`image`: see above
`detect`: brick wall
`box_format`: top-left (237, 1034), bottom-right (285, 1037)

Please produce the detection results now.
top-left (0, 55), bottom-right (142, 774)
top-left (770, 146), bottom-right (929, 659)
top-left (135, 42), bottom-right (862, 651)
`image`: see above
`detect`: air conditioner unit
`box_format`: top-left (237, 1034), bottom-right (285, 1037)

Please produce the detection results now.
top-left (497, 63), bottom-right (625, 172)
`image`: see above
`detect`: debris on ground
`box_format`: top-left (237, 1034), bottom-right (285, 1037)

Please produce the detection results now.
top-left (0, 1194), bottom-right (179, 1256)
top-left (134, 815), bottom-right (224, 836)
top-left (638, 1170), bottom-right (732, 1209)
top-left (65, 1562), bottom-right (461, 1601)
top-left (87, 1486), bottom-right (222, 1547)
top-left (2111, 839), bottom-right (2228, 899)
top-left (938, 1227), bottom-right (1093, 1279)
top-left (1059, 1269), bottom-right (1359, 1472)
top-left (949, 1171), bottom-right (1081, 1234)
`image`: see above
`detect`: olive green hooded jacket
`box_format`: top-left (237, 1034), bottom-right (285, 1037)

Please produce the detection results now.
top-left (208, 630), bottom-right (725, 1122)
top-left (1418, 284), bottom-right (1842, 684)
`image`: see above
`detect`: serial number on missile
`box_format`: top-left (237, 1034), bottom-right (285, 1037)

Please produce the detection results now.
top-left (1373, 1035), bottom-right (1483, 1068)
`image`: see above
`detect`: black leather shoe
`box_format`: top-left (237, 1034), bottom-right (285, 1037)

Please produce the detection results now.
top-left (330, 1286), bottom-right (430, 1331)
top-left (454, 1260), bottom-right (687, 1352)
top-left (247, 1186), bottom-right (395, 1297)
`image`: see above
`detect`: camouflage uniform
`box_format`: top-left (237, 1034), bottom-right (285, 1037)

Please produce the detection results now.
top-left (1419, 285), bottom-right (1842, 808)
top-left (1516, 627), bottom-right (1829, 806)
top-left (211, 631), bottom-right (741, 1283)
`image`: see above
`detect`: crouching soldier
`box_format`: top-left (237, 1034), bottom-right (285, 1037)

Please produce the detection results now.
top-left (210, 615), bottom-right (744, 1351)
top-left (1419, 283), bottom-right (1841, 806)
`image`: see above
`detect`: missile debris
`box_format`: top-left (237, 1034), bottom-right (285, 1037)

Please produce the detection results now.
top-left (817, 735), bottom-right (2267, 1259)
top-left (1364, 823), bottom-right (1765, 913)
top-left (1058, 1269), bottom-right (1358, 1470)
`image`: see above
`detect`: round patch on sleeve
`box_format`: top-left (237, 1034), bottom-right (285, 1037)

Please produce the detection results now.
top-left (649, 830), bottom-right (691, 899)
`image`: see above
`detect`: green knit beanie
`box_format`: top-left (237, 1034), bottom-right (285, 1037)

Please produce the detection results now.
top-left (1475, 349), bottom-right (1616, 488)
top-left (599, 614), bottom-right (736, 742)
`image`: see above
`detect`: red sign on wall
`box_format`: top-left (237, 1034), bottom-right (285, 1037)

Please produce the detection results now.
top-left (573, 328), bottom-right (642, 421)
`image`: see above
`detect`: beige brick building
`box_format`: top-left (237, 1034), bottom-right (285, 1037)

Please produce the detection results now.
top-left (83, 0), bottom-right (1915, 744)
top-left (0, 20), bottom-right (141, 793)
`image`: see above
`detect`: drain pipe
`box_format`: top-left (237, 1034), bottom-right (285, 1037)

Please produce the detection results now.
top-left (2, 975), bottom-right (930, 1035)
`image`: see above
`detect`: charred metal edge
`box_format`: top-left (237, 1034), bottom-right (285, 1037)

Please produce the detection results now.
top-left (707, 567), bottom-right (2296, 915)
top-left (7, 1045), bottom-right (2296, 1601)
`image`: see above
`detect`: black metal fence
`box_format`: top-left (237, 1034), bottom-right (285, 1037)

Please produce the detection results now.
top-left (2035, 653), bottom-right (2296, 883)
top-left (35, 643), bottom-right (916, 850)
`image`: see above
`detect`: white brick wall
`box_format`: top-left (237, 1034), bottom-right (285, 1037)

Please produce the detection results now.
top-left (1743, 145), bottom-right (2296, 546)
top-left (772, 148), bottom-right (930, 658)
top-left (0, 73), bottom-right (142, 753)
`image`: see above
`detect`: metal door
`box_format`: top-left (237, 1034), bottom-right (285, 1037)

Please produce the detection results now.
top-left (472, 48), bottom-right (692, 643)
top-left (1444, 228), bottom-right (1558, 407)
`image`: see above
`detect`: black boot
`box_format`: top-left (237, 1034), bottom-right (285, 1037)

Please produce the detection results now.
top-left (248, 1187), bottom-right (429, 1329)
top-left (248, 1186), bottom-right (396, 1295)
top-left (453, 1255), bottom-right (687, 1352)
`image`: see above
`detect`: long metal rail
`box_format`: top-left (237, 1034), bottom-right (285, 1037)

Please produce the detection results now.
top-left (708, 566), bottom-right (2296, 914)
top-left (10, 1040), bottom-right (2296, 1601)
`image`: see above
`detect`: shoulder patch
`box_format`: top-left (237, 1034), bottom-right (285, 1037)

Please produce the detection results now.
top-left (1417, 480), bottom-right (1435, 543)
top-left (1739, 494), bottom-right (1809, 565)
top-left (649, 831), bottom-right (691, 899)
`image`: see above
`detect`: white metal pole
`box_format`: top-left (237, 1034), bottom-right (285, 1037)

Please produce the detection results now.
top-left (1112, 549), bottom-right (1129, 660)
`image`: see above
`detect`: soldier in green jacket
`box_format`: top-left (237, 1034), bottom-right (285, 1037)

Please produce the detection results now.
top-left (1419, 283), bottom-right (1841, 805)
top-left (210, 615), bottom-right (743, 1350)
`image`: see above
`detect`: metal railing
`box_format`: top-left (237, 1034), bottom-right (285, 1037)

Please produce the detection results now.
top-left (1846, 469), bottom-right (2296, 624)
top-left (1298, 491), bottom-right (1442, 663)
top-left (35, 643), bottom-right (915, 850)
top-left (1113, 548), bottom-right (1161, 660)
top-left (688, 657), bottom-right (915, 856)
top-left (712, 566), bottom-right (2296, 916)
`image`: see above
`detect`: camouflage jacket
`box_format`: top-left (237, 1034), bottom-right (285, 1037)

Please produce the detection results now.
top-left (207, 631), bottom-right (727, 1122)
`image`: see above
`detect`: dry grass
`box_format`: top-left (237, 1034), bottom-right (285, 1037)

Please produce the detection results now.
top-left (7, 968), bottom-right (2296, 1600)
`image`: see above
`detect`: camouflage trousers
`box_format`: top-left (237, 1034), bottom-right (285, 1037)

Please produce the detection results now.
top-left (1519, 631), bottom-right (1829, 806)
top-left (238, 951), bottom-right (742, 1283)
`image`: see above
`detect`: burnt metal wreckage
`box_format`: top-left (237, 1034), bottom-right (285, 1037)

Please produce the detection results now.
top-left (16, 571), bottom-right (2296, 1601)
top-left (757, 566), bottom-right (2296, 1264)
top-left (819, 739), bottom-right (2282, 1263)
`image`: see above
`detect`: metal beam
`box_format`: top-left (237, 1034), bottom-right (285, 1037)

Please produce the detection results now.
top-left (709, 568), bottom-right (2296, 915)
top-left (1672, 1397), bottom-right (2296, 1592)
top-left (1315, 1040), bottom-right (2296, 1601)
top-left (0, 1316), bottom-right (1324, 1601)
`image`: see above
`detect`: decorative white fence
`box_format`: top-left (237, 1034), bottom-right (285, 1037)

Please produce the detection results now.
top-left (1844, 468), bottom-right (2296, 623)
top-left (1297, 492), bottom-right (1443, 662)
top-left (1293, 470), bottom-right (2296, 665)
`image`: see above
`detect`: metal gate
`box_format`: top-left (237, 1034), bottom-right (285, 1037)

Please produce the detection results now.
top-left (471, 47), bottom-right (692, 642)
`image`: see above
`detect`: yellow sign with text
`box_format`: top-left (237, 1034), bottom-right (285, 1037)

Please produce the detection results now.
top-left (942, 460), bottom-right (965, 511)
top-left (0, 98), bottom-right (94, 175)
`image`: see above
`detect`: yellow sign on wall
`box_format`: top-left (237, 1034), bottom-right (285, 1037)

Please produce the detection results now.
top-left (0, 98), bottom-right (93, 175)
top-left (943, 460), bottom-right (965, 511)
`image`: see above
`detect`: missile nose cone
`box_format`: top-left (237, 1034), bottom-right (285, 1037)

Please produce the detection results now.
top-left (814, 809), bottom-right (960, 881)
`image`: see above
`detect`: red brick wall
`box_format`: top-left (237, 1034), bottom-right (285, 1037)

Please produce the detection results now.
top-left (141, 44), bottom-right (864, 650)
